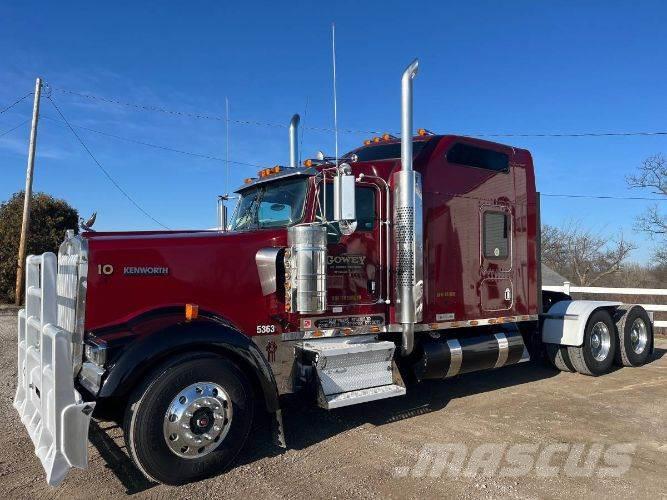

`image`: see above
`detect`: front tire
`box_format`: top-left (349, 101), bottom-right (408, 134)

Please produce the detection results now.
top-left (614, 305), bottom-right (653, 367)
top-left (123, 355), bottom-right (254, 485)
top-left (568, 309), bottom-right (617, 376)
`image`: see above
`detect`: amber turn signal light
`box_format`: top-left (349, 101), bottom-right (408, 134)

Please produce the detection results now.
top-left (185, 303), bottom-right (199, 321)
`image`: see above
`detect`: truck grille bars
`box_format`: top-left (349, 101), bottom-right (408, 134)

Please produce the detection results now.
top-left (57, 230), bottom-right (88, 375)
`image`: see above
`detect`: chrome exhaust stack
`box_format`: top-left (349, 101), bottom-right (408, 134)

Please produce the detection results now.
top-left (394, 59), bottom-right (423, 356)
top-left (289, 114), bottom-right (300, 168)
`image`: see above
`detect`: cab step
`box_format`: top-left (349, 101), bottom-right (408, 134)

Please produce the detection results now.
top-left (324, 384), bottom-right (406, 409)
top-left (296, 336), bottom-right (406, 409)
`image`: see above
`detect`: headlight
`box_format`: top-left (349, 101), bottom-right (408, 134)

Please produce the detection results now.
top-left (84, 339), bottom-right (107, 366)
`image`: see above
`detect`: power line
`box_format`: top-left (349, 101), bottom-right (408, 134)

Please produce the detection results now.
top-left (0, 93), bottom-right (33, 114)
top-left (52, 86), bottom-right (667, 139)
top-left (46, 96), bottom-right (170, 229)
top-left (541, 193), bottom-right (665, 201)
top-left (471, 131), bottom-right (667, 138)
top-left (36, 112), bottom-right (667, 203)
top-left (0, 119), bottom-right (30, 138)
top-left (40, 115), bottom-right (263, 168)
top-left (52, 86), bottom-right (384, 135)
top-left (34, 115), bottom-right (667, 204)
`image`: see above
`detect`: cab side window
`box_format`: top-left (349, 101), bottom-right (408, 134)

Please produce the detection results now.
top-left (319, 183), bottom-right (376, 231)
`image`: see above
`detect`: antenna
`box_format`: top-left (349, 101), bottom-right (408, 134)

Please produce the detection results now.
top-left (225, 96), bottom-right (230, 195)
top-left (331, 22), bottom-right (339, 167)
top-left (300, 96), bottom-right (309, 165)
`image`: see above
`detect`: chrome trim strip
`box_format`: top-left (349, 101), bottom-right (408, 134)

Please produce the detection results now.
top-left (446, 339), bottom-right (462, 377)
top-left (494, 332), bottom-right (509, 368)
top-left (281, 314), bottom-right (540, 341)
top-left (413, 314), bottom-right (539, 332)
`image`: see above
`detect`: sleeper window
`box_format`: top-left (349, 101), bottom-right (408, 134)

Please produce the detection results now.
top-left (483, 211), bottom-right (509, 259)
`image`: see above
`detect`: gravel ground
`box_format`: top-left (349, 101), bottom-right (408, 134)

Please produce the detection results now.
top-left (0, 312), bottom-right (665, 499)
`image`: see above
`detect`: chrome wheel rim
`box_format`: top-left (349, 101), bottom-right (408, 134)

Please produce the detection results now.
top-left (630, 317), bottom-right (648, 354)
top-left (590, 322), bottom-right (611, 362)
top-left (163, 382), bottom-right (232, 459)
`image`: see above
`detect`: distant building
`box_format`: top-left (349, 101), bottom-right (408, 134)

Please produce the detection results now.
top-left (542, 264), bottom-right (570, 286)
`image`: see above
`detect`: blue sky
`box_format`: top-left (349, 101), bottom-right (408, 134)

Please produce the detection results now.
top-left (1, 1), bottom-right (665, 262)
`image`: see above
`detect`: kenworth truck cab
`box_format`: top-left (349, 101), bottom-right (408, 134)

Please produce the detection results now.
top-left (14, 59), bottom-right (655, 486)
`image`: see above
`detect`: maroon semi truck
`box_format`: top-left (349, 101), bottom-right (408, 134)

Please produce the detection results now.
top-left (14, 59), bottom-right (654, 486)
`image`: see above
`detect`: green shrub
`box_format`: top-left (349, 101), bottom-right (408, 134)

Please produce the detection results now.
top-left (0, 191), bottom-right (78, 303)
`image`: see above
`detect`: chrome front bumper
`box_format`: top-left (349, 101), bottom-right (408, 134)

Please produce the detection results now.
top-left (14, 253), bottom-right (95, 486)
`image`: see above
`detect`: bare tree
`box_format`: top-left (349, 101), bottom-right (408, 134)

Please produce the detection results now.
top-left (627, 155), bottom-right (667, 265)
top-left (542, 223), bottom-right (636, 286)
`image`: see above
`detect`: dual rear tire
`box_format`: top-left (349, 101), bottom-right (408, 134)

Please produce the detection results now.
top-left (547, 307), bottom-right (653, 376)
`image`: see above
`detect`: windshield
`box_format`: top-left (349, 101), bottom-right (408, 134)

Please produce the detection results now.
top-left (230, 177), bottom-right (308, 230)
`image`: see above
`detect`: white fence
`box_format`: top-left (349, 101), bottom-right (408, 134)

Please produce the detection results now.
top-left (543, 282), bottom-right (667, 328)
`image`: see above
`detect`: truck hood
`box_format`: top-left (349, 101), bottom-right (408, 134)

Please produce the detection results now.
top-left (83, 229), bottom-right (287, 331)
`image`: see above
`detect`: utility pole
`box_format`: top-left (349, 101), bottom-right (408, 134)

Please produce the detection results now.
top-left (14, 77), bottom-right (42, 305)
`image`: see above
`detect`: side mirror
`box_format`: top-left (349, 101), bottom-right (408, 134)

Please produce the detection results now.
top-left (333, 163), bottom-right (356, 223)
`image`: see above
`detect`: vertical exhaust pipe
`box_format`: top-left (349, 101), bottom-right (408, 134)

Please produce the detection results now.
top-left (394, 58), bottom-right (422, 356)
top-left (289, 114), bottom-right (300, 168)
top-left (401, 59), bottom-right (419, 173)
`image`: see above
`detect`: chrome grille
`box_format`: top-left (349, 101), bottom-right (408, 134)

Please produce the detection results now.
top-left (57, 254), bottom-right (78, 334)
top-left (57, 230), bottom-right (88, 374)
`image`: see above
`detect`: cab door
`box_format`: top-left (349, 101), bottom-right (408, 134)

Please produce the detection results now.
top-left (479, 205), bottom-right (514, 312)
top-left (319, 180), bottom-right (384, 307)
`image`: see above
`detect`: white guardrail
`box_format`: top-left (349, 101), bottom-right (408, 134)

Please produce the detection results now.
top-left (543, 281), bottom-right (667, 329)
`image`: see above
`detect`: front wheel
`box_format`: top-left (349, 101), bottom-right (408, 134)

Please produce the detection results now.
top-left (567, 309), bottom-right (617, 376)
top-left (123, 355), bottom-right (254, 485)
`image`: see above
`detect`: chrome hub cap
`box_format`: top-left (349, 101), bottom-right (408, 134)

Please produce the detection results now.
top-left (163, 382), bottom-right (232, 459)
top-left (630, 318), bottom-right (648, 354)
top-left (590, 322), bottom-right (611, 361)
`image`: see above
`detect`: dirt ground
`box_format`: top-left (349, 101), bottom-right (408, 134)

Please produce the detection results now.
top-left (0, 311), bottom-right (665, 499)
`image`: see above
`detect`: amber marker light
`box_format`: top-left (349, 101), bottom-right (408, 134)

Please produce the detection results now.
top-left (185, 303), bottom-right (199, 321)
